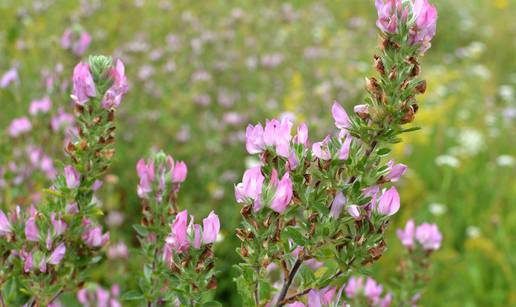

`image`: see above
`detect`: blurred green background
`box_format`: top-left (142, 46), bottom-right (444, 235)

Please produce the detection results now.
top-left (0, 0), bottom-right (515, 306)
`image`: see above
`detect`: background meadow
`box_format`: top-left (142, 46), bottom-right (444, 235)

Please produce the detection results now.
top-left (0, 0), bottom-right (515, 306)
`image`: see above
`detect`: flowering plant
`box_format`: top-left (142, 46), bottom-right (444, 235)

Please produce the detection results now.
top-left (0, 55), bottom-right (127, 305)
top-left (233, 0), bottom-right (440, 305)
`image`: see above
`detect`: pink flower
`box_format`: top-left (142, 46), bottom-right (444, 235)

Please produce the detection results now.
top-left (166, 210), bottom-right (190, 253)
top-left (72, 62), bottom-right (96, 105)
top-left (1, 67), bottom-right (18, 88)
top-left (380, 293), bottom-right (393, 307)
top-left (136, 158), bottom-right (155, 198)
top-left (262, 118), bottom-right (293, 157)
top-left (82, 220), bottom-right (110, 248)
top-left (64, 165), bottom-right (80, 189)
top-left (347, 205), bottom-right (361, 219)
top-left (377, 187), bottom-right (400, 216)
top-left (294, 123), bottom-right (309, 146)
top-left (415, 223), bottom-right (442, 251)
top-left (330, 192), bottom-right (346, 219)
top-left (245, 123), bottom-right (265, 154)
top-left (8, 117), bottom-right (32, 137)
top-left (332, 101), bottom-right (350, 130)
top-left (285, 303), bottom-right (305, 307)
top-left (375, 0), bottom-right (401, 34)
top-left (345, 276), bottom-right (364, 298)
top-left (270, 172), bottom-right (293, 213)
top-left (308, 287), bottom-right (337, 306)
top-left (25, 216), bottom-right (39, 242)
top-left (23, 252), bottom-right (33, 272)
top-left (385, 160), bottom-right (407, 182)
top-left (338, 134), bottom-right (353, 160)
top-left (312, 136), bottom-right (331, 160)
top-left (354, 104), bottom-right (369, 117)
top-left (51, 213), bottom-right (68, 236)
top-left (0, 209), bottom-right (12, 236)
top-left (235, 166), bottom-right (264, 204)
top-left (102, 59), bottom-right (129, 109)
top-left (202, 211), bottom-right (220, 244)
top-left (396, 219), bottom-right (415, 248)
top-left (51, 108), bottom-right (74, 131)
top-left (29, 97), bottom-right (52, 115)
top-left (74, 31), bottom-right (92, 56)
top-left (410, 0), bottom-right (438, 52)
top-left (364, 278), bottom-right (383, 303)
top-left (48, 243), bottom-right (66, 265)
top-left (193, 224), bottom-right (202, 249)
top-left (171, 161), bottom-right (187, 183)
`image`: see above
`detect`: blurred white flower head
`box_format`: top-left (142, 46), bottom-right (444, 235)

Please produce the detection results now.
top-left (466, 226), bottom-right (481, 238)
top-left (429, 203), bottom-right (447, 216)
top-left (496, 155), bottom-right (514, 167)
top-left (435, 155), bottom-right (460, 168)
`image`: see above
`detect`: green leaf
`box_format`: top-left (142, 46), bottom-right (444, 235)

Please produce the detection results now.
top-left (133, 224), bottom-right (149, 237)
top-left (376, 148), bottom-right (391, 156)
top-left (282, 227), bottom-right (306, 246)
top-left (120, 290), bottom-right (144, 301)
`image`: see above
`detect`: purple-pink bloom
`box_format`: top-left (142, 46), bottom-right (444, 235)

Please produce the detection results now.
top-left (48, 243), bottom-right (66, 265)
top-left (410, 0), bottom-right (438, 52)
top-left (385, 160), bottom-right (408, 182)
top-left (364, 278), bottom-right (384, 303)
top-left (332, 101), bottom-right (350, 130)
top-left (172, 161), bottom-right (188, 183)
top-left (345, 276), bottom-right (364, 298)
top-left (102, 59), bottom-right (129, 109)
top-left (347, 205), bottom-right (361, 219)
top-left (330, 191), bottom-right (346, 219)
top-left (82, 220), bottom-right (110, 248)
top-left (270, 172), bottom-right (293, 213)
top-left (354, 104), bottom-right (369, 117)
top-left (51, 213), bottom-right (68, 236)
top-left (166, 210), bottom-right (190, 253)
top-left (235, 166), bottom-right (264, 204)
top-left (0, 209), bottom-right (12, 236)
top-left (294, 123), bottom-right (309, 146)
top-left (23, 252), bottom-right (33, 273)
top-left (377, 187), bottom-right (400, 216)
top-left (245, 123), bottom-right (265, 154)
top-left (0, 67), bottom-right (19, 88)
top-left (285, 303), bottom-right (305, 307)
top-left (415, 223), bottom-right (442, 251)
top-left (396, 219), bottom-right (415, 248)
top-left (29, 97), bottom-right (52, 115)
top-left (25, 216), bottom-right (39, 242)
top-left (64, 165), bottom-right (80, 189)
top-left (262, 118), bottom-right (293, 157)
top-left (8, 117), bottom-right (32, 137)
top-left (136, 158), bottom-right (155, 198)
top-left (338, 134), bottom-right (353, 160)
top-left (375, 0), bottom-right (401, 34)
top-left (312, 136), bottom-right (331, 160)
top-left (72, 62), bottom-right (96, 105)
top-left (202, 211), bottom-right (220, 244)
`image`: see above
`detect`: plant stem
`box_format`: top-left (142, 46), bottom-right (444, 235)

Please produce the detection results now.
top-left (48, 289), bottom-right (63, 305)
top-left (254, 266), bottom-right (260, 306)
top-left (0, 290), bottom-right (5, 307)
top-left (275, 258), bottom-right (303, 307)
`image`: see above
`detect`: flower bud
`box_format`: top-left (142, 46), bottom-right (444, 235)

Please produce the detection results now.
top-left (64, 165), bottom-right (81, 189)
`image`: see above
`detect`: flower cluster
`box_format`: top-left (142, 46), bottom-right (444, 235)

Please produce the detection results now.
top-left (0, 55), bottom-right (126, 305)
top-left (133, 152), bottom-right (220, 305)
top-left (375, 0), bottom-right (438, 53)
top-left (61, 26), bottom-right (92, 56)
top-left (234, 1), bottom-right (439, 306)
top-left (397, 220), bottom-right (442, 251)
top-left (344, 276), bottom-right (392, 307)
